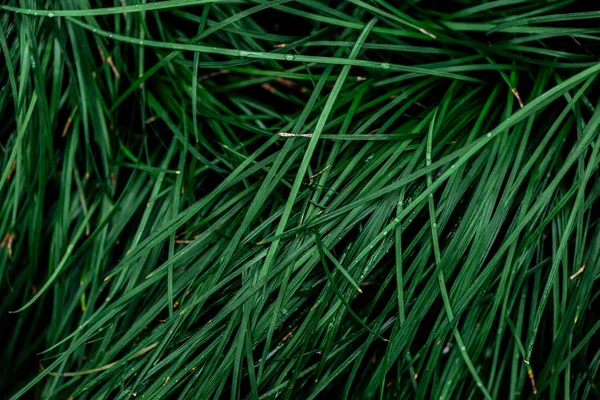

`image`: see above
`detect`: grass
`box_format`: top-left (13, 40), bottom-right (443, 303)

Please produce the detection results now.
top-left (1, 0), bottom-right (600, 399)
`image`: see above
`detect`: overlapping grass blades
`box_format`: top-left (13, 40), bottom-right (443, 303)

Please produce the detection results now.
top-left (1, 1), bottom-right (600, 399)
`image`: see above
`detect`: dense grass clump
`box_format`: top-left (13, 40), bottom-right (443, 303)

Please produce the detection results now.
top-left (2, 1), bottom-right (600, 399)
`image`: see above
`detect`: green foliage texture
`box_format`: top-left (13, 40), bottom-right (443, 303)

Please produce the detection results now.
top-left (1, 1), bottom-right (600, 399)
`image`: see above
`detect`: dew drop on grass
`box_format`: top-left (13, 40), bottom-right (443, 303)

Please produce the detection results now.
top-left (379, 62), bottom-right (390, 70)
top-left (284, 54), bottom-right (295, 61)
top-left (487, 133), bottom-right (492, 138)
top-left (239, 50), bottom-right (250, 58)
top-left (48, 12), bottom-right (54, 17)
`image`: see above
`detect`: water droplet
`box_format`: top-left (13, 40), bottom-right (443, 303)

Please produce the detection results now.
top-left (109, 34), bottom-right (113, 38)
top-left (382, 231), bottom-right (388, 236)
top-left (284, 54), bottom-right (295, 61)
top-left (460, 346), bottom-right (466, 351)
top-left (139, 40), bottom-right (144, 45)
top-left (477, 382), bottom-right (482, 388)
top-left (48, 12), bottom-right (54, 18)
top-left (239, 50), bottom-right (250, 58)
top-left (393, 218), bottom-right (400, 223)
top-left (486, 133), bottom-right (492, 138)
top-left (379, 63), bottom-right (391, 70)
top-left (451, 164), bottom-right (455, 168)
top-left (369, 244), bottom-right (374, 249)
top-left (433, 223), bottom-right (437, 228)
top-left (93, 28), bottom-right (97, 33)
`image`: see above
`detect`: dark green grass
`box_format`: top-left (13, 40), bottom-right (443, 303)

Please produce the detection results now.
top-left (1, 0), bottom-right (600, 399)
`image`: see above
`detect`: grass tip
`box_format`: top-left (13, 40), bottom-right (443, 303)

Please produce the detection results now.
top-left (511, 87), bottom-right (524, 109)
top-left (570, 265), bottom-right (585, 280)
top-left (418, 27), bottom-right (436, 39)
